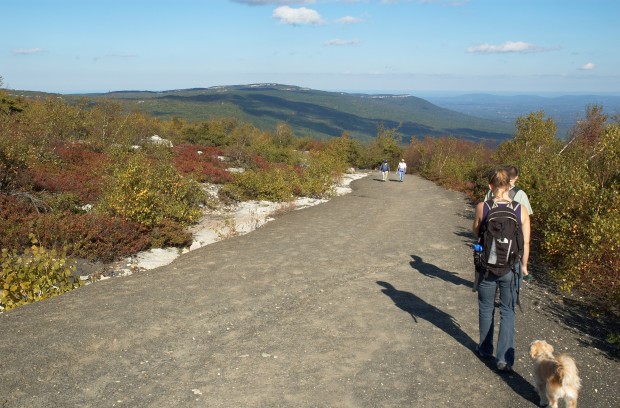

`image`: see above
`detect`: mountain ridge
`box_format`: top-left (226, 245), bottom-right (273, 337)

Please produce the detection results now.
top-left (61, 83), bottom-right (515, 143)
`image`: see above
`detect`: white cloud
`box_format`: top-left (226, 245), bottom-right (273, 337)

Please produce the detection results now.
top-left (324, 38), bottom-right (361, 46)
top-left (580, 62), bottom-right (595, 70)
top-left (273, 5), bottom-right (324, 25)
top-left (336, 16), bottom-right (363, 24)
top-left (467, 41), bottom-right (552, 54)
top-left (13, 48), bottom-right (45, 55)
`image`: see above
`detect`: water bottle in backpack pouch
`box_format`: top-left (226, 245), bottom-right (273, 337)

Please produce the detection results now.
top-left (472, 243), bottom-right (484, 292)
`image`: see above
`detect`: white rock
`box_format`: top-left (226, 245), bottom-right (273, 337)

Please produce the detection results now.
top-left (148, 135), bottom-right (173, 147)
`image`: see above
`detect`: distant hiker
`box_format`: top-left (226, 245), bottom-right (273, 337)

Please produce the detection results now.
top-left (397, 159), bottom-right (407, 182)
top-left (380, 160), bottom-right (390, 182)
top-left (484, 164), bottom-right (533, 286)
top-left (472, 168), bottom-right (531, 372)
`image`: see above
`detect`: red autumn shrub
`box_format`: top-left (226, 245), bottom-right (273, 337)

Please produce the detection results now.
top-left (249, 154), bottom-right (270, 170)
top-left (2, 192), bottom-right (193, 262)
top-left (0, 194), bottom-right (37, 249)
top-left (147, 219), bottom-right (193, 249)
top-left (28, 143), bottom-right (108, 203)
top-left (32, 212), bottom-right (152, 262)
top-left (173, 144), bottom-right (232, 184)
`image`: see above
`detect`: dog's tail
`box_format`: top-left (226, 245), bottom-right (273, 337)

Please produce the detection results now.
top-left (557, 354), bottom-right (581, 391)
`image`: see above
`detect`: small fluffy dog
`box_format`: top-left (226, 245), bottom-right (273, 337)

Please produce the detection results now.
top-left (529, 340), bottom-right (581, 408)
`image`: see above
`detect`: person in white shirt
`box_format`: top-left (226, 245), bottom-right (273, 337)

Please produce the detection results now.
top-left (397, 159), bottom-right (407, 182)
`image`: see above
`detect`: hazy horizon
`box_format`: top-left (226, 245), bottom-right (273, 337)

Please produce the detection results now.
top-left (3, 1), bottom-right (619, 96)
top-left (9, 84), bottom-right (620, 99)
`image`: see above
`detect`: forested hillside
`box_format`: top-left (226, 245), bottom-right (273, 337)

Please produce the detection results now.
top-left (64, 84), bottom-right (514, 143)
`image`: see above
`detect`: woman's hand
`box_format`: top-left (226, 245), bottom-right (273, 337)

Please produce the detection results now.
top-left (522, 265), bottom-right (532, 284)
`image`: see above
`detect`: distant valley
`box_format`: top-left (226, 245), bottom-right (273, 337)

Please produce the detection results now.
top-left (424, 93), bottom-right (620, 139)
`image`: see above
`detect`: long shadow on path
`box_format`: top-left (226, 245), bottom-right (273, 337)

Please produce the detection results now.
top-left (377, 280), bottom-right (476, 350)
top-left (377, 280), bottom-right (539, 406)
top-left (409, 255), bottom-right (473, 289)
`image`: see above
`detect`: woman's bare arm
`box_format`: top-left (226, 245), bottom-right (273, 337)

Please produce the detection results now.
top-left (472, 202), bottom-right (484, 238)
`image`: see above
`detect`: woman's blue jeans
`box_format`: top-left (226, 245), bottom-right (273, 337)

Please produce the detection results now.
top-left (477, 270), bottom-right (518, 367)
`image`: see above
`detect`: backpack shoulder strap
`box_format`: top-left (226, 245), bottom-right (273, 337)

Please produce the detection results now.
top-left (481, 200), bottom-right (495, 232)
top-left (508, 186), bottom-right (521, 200)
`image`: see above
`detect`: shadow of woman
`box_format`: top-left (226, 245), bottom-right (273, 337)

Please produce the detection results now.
top-left (376, 280), bottom-right (539, 405)
top-left (409, 255), bottom-right (474, 289)
top-left (376, 280), bottom-right (477, 349)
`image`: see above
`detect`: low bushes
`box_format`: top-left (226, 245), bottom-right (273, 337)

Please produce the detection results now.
top-left (32, 212), bottom-right (152, 262)
top-left (219, 166), bottom-right (298, 202)
top-left (1, 236), bottom-right (81, 311)
top-left (406, 136), bottom-right (491, 201)
top-left (27, 142), bottom-right (108, 203)
top-left (218, 145), bottom-right (347, 203)
top-left (173, 144), bottom-right (232, 184)
top-left (0, 194), bottom-right (189, 263)
top-left (98, 150), bottom-right (206, 227)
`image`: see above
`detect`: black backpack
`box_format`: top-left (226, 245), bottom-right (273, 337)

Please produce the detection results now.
top-left (477, 200), bottom-right (524, 277)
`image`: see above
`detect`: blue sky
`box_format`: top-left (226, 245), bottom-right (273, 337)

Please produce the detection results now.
top-left (2, 0), bottom-right (619, 95)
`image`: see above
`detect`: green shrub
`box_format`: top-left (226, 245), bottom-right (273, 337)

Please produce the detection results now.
top-left (298, 151), bottom-right (339, 198)
top-left (41, 192), bottom-right (85, 214)
top-left (98, 151), bottom-right (205, 227)
top-left (540, 158), bottom-right (620, 307)
top-left (181, 118), bottom-right (239, 147)
top-left (247, 131), bottom-right (300, 165)
top-left (406, 136), bottom-right (492, 200)
top-left (359, 127), bottom-right (404, 169)
top-left (220, 166), bottom-right (296, 202)
top-left (1, 236), bottom-right (81, 311)
top-left (0, 127), bottom-right (29, 192)
top-left (219, 146), bottom-right (347, 202)
top-left (0, 90), bottom-right (25, 114)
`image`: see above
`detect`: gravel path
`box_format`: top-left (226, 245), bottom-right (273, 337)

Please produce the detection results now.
top-left (1, 174), bottom-right (618, 407)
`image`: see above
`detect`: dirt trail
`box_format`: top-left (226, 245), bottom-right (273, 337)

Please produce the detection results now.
top-left (1, 174), bottom-right (618, 407)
